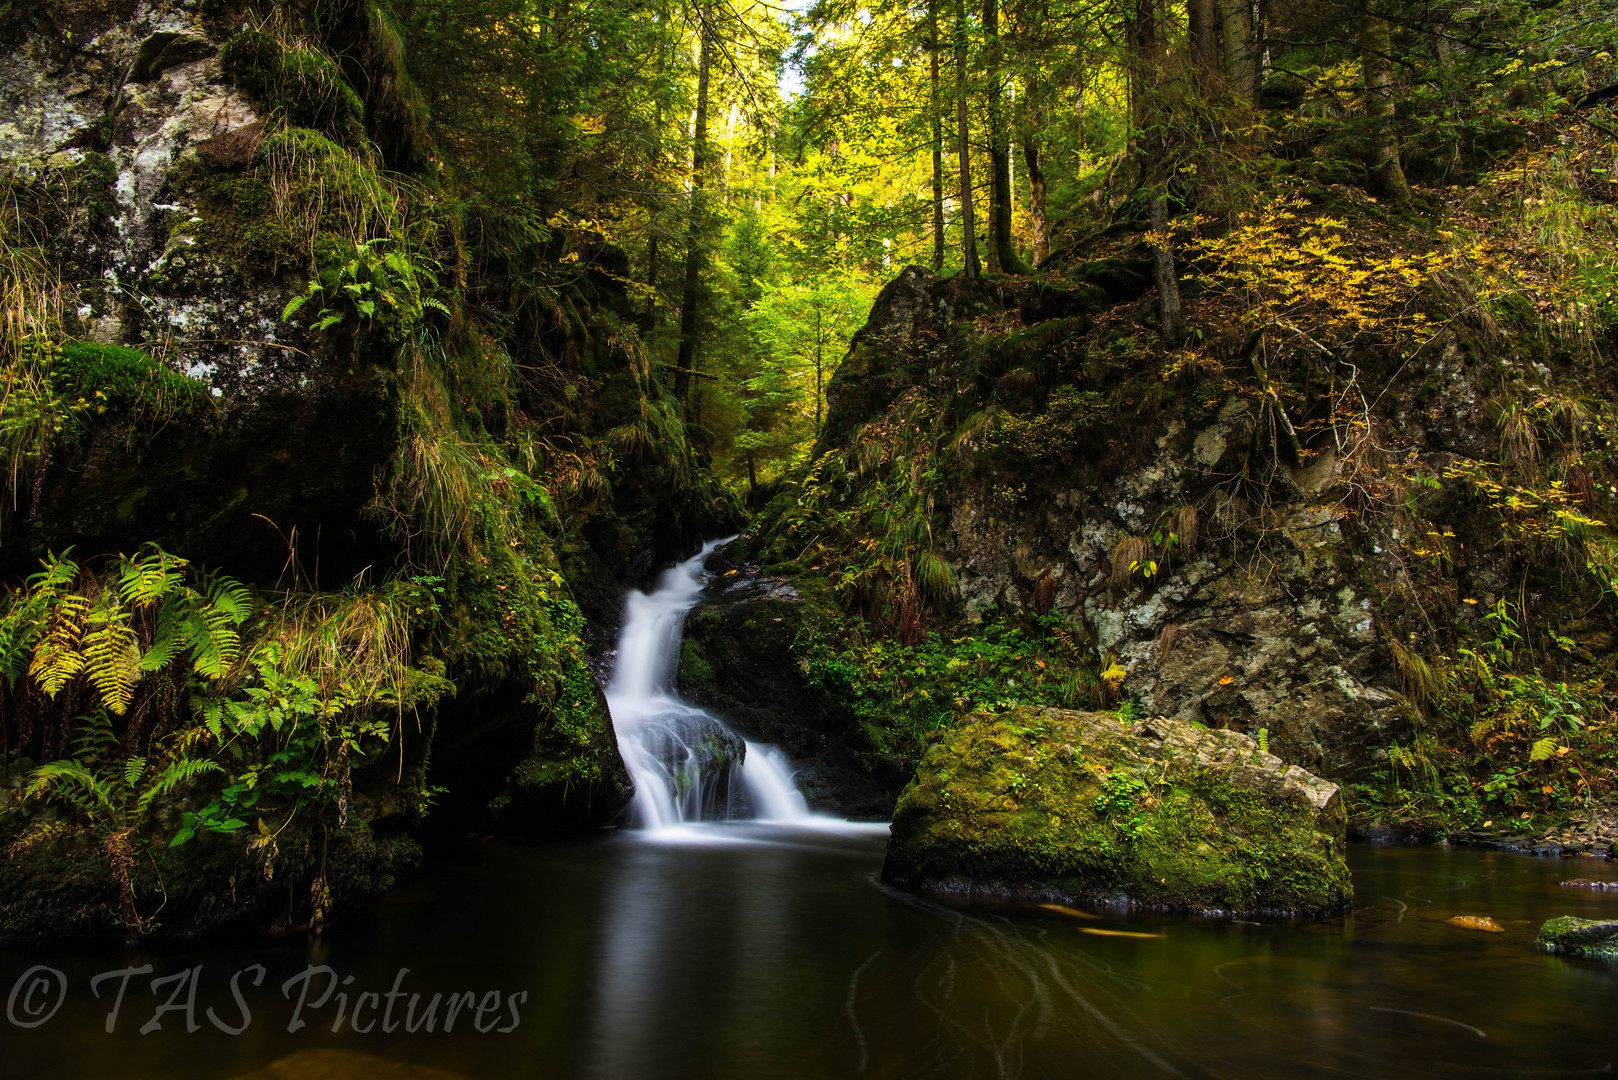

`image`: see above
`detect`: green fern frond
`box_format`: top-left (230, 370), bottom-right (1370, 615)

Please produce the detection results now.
top-left (26, 759), bottom-right (116, 819)
top-left (117, 548), bottom-right (187, 609)
top-left (139, 598), bottom-right (187, 672)
top-left (203, 576), bottom-right (254, 624)
top-left (122, 755), bottom-right (147, 790)
top-left (135, 757), bottom-right (223, 814)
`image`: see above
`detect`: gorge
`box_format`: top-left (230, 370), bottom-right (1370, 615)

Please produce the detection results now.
top-left (4, 0), bottom-right (1618, 1073)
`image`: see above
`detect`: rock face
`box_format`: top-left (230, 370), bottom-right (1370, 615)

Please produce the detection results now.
top-left (1, 0), bottom-right (308, 397)
top-left (794, 264), bottom-right (1575, 784)
top-left (883, 705), bottom-right (1351, 915)
top-left (677, 554), bottom-right (914, 818)
top-left (1536, 916), bottom-right (1618, 957)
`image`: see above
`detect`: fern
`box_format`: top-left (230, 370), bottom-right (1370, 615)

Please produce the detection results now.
top-left (1529, 737), bottom-right (1559, 763)
top-left (135, 756), bottom-right (223, 815)
top-left (138, 597), bottom-right (188, 672)
top-left (1, 553), bottom-right (79, 683)
top-left (83, 598), bottom-right (141, 714)
top-left (26, 759), bottom-right (115, 819)
top-left (29, 590), bottom-right (90, 696)
top-left (116, 547), bottom-right (187, 609)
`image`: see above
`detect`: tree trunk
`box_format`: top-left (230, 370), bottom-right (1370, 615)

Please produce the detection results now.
top-left (1189, 0), bottom-right (1217, 64)
top-left (645, 33), bottom-right (667, 331)
top-left (1149, 188), bottom-right (1183, 347)
top-left (1360, 11), bottom-right (1411, 206)
top-left (929, 1), bottom-right (946, 272)
top-left (1022, 137), bottom-right (1048, 266)
top-left (1132, 0), bottom-right (1183, 347)
top-left (1216, 0), bottom-right (1258, 104)
top-left (674, 11), bottom-right (713, 403)
top-left (981, 0), bottom-right (1027, 274)
top-left (1018, 63), bottom-right (1049, 267)
top-left (954, 0), bottom-right (981, 279)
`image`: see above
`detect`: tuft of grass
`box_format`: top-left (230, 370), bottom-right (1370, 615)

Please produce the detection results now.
top-left (1109, 535), bottom-right (1154, 591)
top-left (1388, 637), bottom-right (1451, 719)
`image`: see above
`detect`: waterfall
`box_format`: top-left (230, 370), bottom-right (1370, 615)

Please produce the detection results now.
top-left (604, 539), bottom-right (813, 829)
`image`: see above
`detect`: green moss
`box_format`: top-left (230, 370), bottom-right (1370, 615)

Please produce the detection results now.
top-left (57, 341), bottom-right (211, 418)
top-left (1536, 916), bottom-right (1618, 957)
top-left (221, 33), bottom-right (366, 146)
top-left (0, 817), bottom-right (420, 938)
top-left (171, 165), bottom-right (301, 276)
top-left (885, 706), bottom-right (1351, 915)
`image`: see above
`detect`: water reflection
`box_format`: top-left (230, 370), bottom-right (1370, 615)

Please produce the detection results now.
top-left (2, 837), bottom-right (1616, 1079)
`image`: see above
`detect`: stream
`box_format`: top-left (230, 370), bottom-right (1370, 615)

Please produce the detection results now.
top-left (4, 546), bottom-right (1617, 1078)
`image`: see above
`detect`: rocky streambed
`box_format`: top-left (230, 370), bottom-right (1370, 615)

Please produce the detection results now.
top-left (1447, 808), bottom-right (1618, 858)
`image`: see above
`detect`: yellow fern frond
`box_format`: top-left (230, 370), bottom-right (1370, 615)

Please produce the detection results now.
top-left (29, 592), bottom-right (90, 697)
top-left (83, 606), bottom-right (141, 714)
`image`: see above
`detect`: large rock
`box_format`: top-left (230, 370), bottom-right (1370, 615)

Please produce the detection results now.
top-left (1536, 917), bottom-right (1618, 958)
top-left (883, 706), bottom-right (1351, 915)
top-left (1, 0), bottom-right (309, 397)
top-left (677, 557), bottom-right (913, 818)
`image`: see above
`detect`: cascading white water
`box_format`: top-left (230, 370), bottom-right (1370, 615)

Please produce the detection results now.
top-left (604, 539), bottom-right (813, 829)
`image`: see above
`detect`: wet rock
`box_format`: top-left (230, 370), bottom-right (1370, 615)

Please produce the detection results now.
top-left (194, 118), bottom-right (264, 169)
top-left (1536, 916), bottom-right (1618, 957)
top-left (1560, 879), bottom-right (1618, 889)
top-left (678, 557), bottom-right (912, 819)
top-left (883, 706), bottom-right (1350, 915)
top-left (637, 712), bottom-right (751, 820)
top-left (1447, 915), bottom-right (1505, 932)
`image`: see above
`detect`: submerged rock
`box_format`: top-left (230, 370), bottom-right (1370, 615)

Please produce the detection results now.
top-left (1536, 916), bottom-right (1618, 957)
top-left (883, 706), bottom-right (1350, 915)
top-left (1447, 915), bottom-right (1505, 932)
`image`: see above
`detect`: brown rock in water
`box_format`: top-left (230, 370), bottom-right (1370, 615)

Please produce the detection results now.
top-left (1447, 915), bottom-right (1505, 933)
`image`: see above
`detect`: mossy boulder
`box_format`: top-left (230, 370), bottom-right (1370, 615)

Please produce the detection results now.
top-left (883, 706), bottom-right (1351, 915)
top-left (1536, 917), bottom-right (1618, 958)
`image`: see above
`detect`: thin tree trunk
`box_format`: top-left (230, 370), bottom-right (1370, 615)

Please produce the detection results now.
top-left (1132, 0), bottom-right (1183, 347)
top-left (981, 0), bottom-right (1026, 274)
top-left (929, 0), bottom-right (946, 272)
top-left (954, 0), bottom-right (981, 279)
top-left (1361, 11), bottom-right (1411, 206)
top-left (722, 100), bottom-right (738, 201)
top-left (674, 12), bottom-right (713, 403)
top-left (1149, 187), bottom-right (1183, 347)
top-left (645, 28), bottom-right (667, 331)
top-left (1023, 136), bottom-right (1048, 266)
top-left (814, 308), bottom-right (824, 436)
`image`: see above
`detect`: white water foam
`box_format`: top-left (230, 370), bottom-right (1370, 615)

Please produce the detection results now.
top-left (604, 538), bottom-right (819, 830)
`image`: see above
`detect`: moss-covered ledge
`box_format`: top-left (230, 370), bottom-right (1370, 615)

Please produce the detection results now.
top-left (882, 706), bottom-right (1351, 916)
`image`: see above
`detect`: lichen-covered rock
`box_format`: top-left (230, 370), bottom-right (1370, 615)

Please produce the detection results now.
top-left (1536, 916), bottom-right (1618, 958)
top-left (883, 706), bottom-right (1350, 915)
top-left (0, 0), bottom-right (313, 397)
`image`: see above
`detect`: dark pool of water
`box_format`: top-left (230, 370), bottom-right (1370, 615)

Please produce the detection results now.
top-left (4, 827), bottom-right (1617, 1079)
